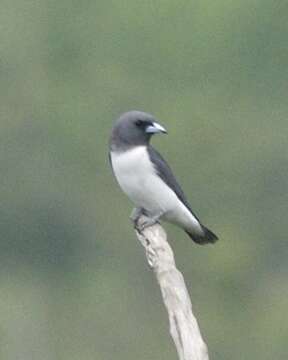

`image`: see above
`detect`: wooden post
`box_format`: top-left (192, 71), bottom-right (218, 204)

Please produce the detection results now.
top-left (135, 216), bottom-right (209, 360)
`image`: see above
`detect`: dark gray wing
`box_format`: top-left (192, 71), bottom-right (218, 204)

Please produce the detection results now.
top-left (147, 146), bottom-right (200, 221)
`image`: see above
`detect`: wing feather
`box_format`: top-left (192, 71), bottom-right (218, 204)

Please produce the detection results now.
top-left (147, 146), bottom-right (200, 221)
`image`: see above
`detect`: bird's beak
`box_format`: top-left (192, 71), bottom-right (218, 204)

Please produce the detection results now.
top-left (145, 122), bottom-right (167, 134)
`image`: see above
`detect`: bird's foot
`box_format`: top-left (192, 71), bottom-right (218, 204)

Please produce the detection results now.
top-left (136, 214), bottom-right (162, 232)
top-left (130, 208), bottom-right (145, 228)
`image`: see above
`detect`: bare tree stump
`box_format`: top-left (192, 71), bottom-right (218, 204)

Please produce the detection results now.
top-left (135, 216), bottom-right (209, 360)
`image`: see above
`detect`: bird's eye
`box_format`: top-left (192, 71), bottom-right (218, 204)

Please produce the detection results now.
top-left (135, 119), bottom-right (142, 126)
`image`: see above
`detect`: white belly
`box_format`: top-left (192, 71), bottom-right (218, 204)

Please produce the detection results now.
top-left (110, 146), bottom-right (200, 231)
top-left (111, 146), bottom-right (174, 213)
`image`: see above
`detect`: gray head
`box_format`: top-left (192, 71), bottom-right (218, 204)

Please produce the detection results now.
top-left (110, 111), bottom-right (167, 151)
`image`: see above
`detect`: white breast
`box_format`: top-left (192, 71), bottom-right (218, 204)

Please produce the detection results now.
top-left (110, 146), bottom-right (200, 231)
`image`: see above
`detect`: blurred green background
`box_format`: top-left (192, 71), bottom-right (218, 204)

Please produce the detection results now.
top-left (1, 1), bottom-right (287, 359)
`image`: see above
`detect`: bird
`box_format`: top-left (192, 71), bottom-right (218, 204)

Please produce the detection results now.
top-left (109, 110), bottom-right (218, 245)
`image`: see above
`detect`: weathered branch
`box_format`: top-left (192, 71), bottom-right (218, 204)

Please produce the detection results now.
top-left (135, 216), bottom-right (209, 360)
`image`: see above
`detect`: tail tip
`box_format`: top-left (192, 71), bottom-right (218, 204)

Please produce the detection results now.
top-left (186, 226), bottom-right (218, 245)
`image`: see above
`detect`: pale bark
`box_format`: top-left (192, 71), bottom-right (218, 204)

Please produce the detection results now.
top-left (135, 216), bottom-right (209, 360)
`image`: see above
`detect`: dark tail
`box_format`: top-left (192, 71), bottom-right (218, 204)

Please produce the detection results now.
top-left (185, 225), bottom-right (218, 245)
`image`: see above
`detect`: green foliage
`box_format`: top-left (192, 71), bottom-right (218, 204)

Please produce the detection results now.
top-left (1, 1), bottom-right (287, 359)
